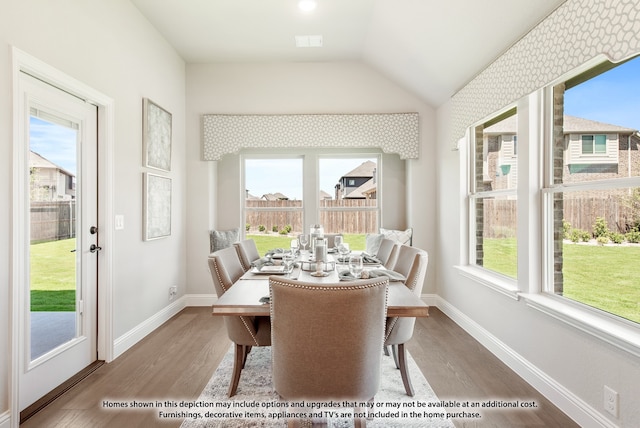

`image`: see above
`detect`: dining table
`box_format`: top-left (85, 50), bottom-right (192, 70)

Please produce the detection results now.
top-left (212, 251), bottom-right (429, 318)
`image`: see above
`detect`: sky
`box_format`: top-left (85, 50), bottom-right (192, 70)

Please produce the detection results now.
top-left (29, 116), bottom-right (77, 175)
top-left (245, 157), bottom-right (376, 200)
top-left (564, 55), bottom-right (640, 131)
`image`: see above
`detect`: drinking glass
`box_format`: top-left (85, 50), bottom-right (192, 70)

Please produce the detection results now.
top-left (348, 254), bottom-right (363, 279)
top-left (334, 235), bottom-right (343, 250)
top-left (338, 242), bottom-right (350, 263)
top-left (282, 253), bottom-right (295, 277)
top-left (290, 239), bottom-right (299, 256)
top-left (298, 234), bottom-right (308, 252)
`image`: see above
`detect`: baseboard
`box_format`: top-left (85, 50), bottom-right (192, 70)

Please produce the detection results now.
top-left (435, 296), bottom-right (617, 428)
top-left (113, 296), bottom-right (186, 359)
top-left (184, 293), bottom-right (217, 307)
top-left (0, 411), bottom-right (10, 428)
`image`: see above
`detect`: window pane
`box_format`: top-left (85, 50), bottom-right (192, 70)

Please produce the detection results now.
top-left (245, 158), bottom-right (303, 255)
top-left (581, 135), bottom-right (594, 154)
top-left (474, 195), bottom-right (518, 279)
top-left (477, 113), bottom-right (518, 191)
top-left (553, 188), bottom-right (640, 324)
top-left (318, 158), bottom-right (379, 248)
top-left (595, 134), bottom-right (607, 153)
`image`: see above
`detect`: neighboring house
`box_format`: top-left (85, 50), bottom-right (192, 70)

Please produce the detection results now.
top-left (319, 190), bottom-right (332, 200)
top-left (29, 151), bottom-right (75, 201)
top-left (483, 115), bottom-right (640, 190)
top-left (334, 160), bottom-right (377, 199)
top-left (261, 192), bottom-right (288, 201)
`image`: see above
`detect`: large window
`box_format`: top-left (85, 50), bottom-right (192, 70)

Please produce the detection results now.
top-left (546, 55), bottom-right (640, 324)
top-left (243, 154), bottom-right (381, 254)
top-left (469, 109), bottom-right (518, 279)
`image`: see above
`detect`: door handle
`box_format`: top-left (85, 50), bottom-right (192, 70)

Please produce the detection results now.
top-left (89, 244), bottom-right (102, 253)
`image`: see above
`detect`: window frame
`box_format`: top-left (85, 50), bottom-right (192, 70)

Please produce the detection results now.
top-left (463, 106), bottom-right (520, 294)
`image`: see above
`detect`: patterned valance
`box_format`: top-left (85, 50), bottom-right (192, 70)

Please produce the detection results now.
top-left (202, 113), bottom-right (419, 161)
top-left (451, 0), bottom-right (640, 144)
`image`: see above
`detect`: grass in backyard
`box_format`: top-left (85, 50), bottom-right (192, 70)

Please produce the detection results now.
top-left (30, 238), bottom-right (76, 311)
top-left (483, 238), bottom-right (640, 323)
top-left (248, 233), bottom-right (366, 257)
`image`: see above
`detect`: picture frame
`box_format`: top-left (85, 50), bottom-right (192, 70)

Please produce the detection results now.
top-left (143, 173), bottom-right (172, 240)
top-left (143, 98), bottom-right (172, 171)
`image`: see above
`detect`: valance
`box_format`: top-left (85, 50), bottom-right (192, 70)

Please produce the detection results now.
top-left (202, 113), bottom-right (419, 161)
top-left (451, 0), bottom-right (640, 145)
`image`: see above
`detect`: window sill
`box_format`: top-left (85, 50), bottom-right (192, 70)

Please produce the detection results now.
top-left (522, 293), bottom-right (640, 358)
top-left (454, 265), bottom-right (520, 300)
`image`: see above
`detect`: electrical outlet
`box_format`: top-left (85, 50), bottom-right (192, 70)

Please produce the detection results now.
top-left (169, 286), bottom-right (177, 301)
top-left (604, 385), bottom-right (618, 418)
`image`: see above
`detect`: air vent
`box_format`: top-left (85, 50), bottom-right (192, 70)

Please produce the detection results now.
top-left (295, 35), bottom-right (323, 48)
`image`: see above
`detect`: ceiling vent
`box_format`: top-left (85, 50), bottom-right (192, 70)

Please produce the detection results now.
top-left (295, 35), bottom-right (323, 48)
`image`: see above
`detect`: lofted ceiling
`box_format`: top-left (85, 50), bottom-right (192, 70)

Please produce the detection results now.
top-left (130, 0), bottom-right (566, 107)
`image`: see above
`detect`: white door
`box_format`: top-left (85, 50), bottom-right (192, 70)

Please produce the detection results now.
top-left (18, 73), bottom-right (99, 411)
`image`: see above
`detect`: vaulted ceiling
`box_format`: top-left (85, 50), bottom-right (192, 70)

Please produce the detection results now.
top-left (130, 0), bottom-right (566, 107)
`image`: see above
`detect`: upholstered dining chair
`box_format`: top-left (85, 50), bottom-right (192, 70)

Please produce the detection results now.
top-left (234, 238), bottom-right (261, 272)
top-left (208, 246), bottom-right (271, 397)
top-left (269, 276), bottom-right (389, 428)
top-left (324, 233), bottom-right (343, 249)
top-left (384, 245), bottom-right (428, 397)
top-left (375, 238), bottom-right (399, 268)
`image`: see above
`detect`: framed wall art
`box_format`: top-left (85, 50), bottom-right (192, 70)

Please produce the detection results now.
top-left (143, 172), bottom-right (172, 240)
top-left (143, 98), bottom-right (172, 171)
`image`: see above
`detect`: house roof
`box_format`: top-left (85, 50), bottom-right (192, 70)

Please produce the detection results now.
top-left (484, 115), bottom-right (637, 135)
top-left (342, 160), bottom-right (376, 179)
top-left (319, 190), bottom-right (332, 200)
top-left (129, 0), bottom-right (566, 107)
top-left (345, 178), bottom-right (376, 199)
top-left (29, 151), bottom-right (74, 176)
top-left (262, 192), bottom-right (288, 201)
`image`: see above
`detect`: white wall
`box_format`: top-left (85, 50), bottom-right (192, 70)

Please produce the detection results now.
top-left (185, 62), bottom-right (437, 296)
top-left (1, 0), bottom-right (186, 418)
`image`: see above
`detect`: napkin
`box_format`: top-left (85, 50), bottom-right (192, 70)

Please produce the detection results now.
top-left (251, 257), bottom-right (274, 269)
top-left (338, 269), bottom-right (406, 282)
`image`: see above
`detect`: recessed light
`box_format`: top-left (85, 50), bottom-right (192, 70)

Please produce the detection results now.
top-left (298, 0), bottom-right (317, 13)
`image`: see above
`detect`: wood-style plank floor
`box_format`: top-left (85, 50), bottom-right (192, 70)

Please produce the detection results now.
top-left (21, 307), bottom-right (579, 427)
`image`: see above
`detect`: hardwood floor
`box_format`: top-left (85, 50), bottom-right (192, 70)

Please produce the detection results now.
top-left (21, 307), bottom-right (578, 427)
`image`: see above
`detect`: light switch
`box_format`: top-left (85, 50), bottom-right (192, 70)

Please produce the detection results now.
top-left (115, 215), bottom-right (124, 230)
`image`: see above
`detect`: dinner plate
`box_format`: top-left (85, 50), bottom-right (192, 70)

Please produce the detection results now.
top-left (251, 266), bottom-right (286, 274)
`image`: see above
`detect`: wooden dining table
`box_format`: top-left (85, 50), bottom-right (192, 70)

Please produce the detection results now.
top-left (212, 254), bottom-right (429, 318)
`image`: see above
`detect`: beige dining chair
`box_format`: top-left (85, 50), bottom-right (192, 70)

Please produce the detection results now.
top-left (269, 276), bottom-right (389, 428)
top-left (208, 246), bottom-right (271, 397)
top-left (324, 233), bottom-right (343, 248)
top-left (234, 238), bottom-right (261, 272)
top-left (375, 238), bottom-right (399, 268)
top-left (384, 245), bottom-right (428, 396)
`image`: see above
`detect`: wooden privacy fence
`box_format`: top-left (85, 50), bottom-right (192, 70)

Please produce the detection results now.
top-left (30, 201), bottom-right (76, 243)
top-left (245, 199), bottom-right (378, 234)
top-left (481, 195), bottom-right (637, 238)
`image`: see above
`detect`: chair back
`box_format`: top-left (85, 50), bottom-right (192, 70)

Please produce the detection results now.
top-left (376, 238), bottom-right (398, 268)
top-left (385, 245), bottom-right (429, 345)
top-left (269, 276), bottom-right (388, 401)
top-left (208, 246), bottom-right (245, 296)
top-left (324, 233), bottom-right (343, 248)
top-left (234, 239), bottom-right (261, 271)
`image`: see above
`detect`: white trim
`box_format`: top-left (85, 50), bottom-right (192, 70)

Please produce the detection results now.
top-left (184, 294), bottom-right (218, 307)
top-left (0, 411), bottom-right (11, 428)
top-left (453, 265), bottom-right (520, 300)
top-left (10, 47), bottom-right (115, 426)
top-left (435, 297), bottom-right (619, 428)
top-left (113, 297), bottom-right (187, 359)
top-left (523, 293), bottom-right (640, 359)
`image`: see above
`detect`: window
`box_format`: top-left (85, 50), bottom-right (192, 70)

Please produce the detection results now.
top-left (546, 55), bottom-right (640, 324)
top-left (469, 108), bottom-right (518, 279)
top-left (244, 157), bottom-right (303, 252)
top-left (243, 154), bottom-right (381, 254)
top-left (581, 134), bottom-right (607, 154)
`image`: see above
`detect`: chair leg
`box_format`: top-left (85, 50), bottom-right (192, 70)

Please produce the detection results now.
top-left (397, 343), bottom-right (414, 396)
top-left (242, 345), bottom-right (252, 368)
top-left (228, 343), bottom-right (245, 397)
top-left (383, 345), bottom-right (390, 356)
top-left (354, 405), bottom-right (367, 428)
top-left (391, 344), bottom-right (400, 369)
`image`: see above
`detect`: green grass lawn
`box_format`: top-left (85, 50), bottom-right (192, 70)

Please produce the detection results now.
top-left (484, 238), bottom-right (640, 323)
top-left (248, 233), bottom-right (366, 256)
top-left (30, 238), bottom-right (76, 311)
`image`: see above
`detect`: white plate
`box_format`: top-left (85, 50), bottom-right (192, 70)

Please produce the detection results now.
top-left (251, 266), bottom-right (286, 275)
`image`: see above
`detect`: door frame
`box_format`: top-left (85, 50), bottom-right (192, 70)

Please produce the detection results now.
top-left (10, 47), bottom-right (115, 427)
